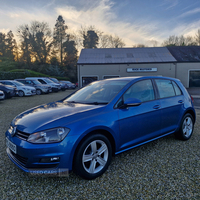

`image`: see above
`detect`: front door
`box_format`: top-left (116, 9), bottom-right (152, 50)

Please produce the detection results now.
top-left (117, 79), bottom-right (162, 151)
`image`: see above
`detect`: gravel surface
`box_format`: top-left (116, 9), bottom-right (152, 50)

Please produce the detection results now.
top-left (0, 91), bottom-right (200, 200)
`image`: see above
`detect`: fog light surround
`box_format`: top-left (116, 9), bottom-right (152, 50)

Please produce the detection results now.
top-left (40, 157), bottom-right (60, 163)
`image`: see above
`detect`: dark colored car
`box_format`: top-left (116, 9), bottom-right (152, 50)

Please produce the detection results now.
top-left (0, 83), bottom-right (17, 99)
top-left (15, 79), bottom-right (52, 95)
top-left (49, 77), bottom-right (68, 91)
top-left (5, 76), bottom-right (195, 180)
top-left (0, 80), bottom-right (36, 97)
top-left (60, 81), bottom-right (76, 89)
top-left (26, 77), bottom-right (61, 92)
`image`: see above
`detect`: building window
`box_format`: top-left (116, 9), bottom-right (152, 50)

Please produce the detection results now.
top-left (82, 76), bottom-right (98, 87)
top-left (103, 75), bottom-right (120, 79)
top-left (189, 71), bottom-right (200, 87)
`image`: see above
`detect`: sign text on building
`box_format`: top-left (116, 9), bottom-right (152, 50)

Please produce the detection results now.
top-left (127, 68), bottom-right (157, 72)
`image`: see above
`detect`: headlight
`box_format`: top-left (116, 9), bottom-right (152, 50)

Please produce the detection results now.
top-left (27, 127), bottom-right (70, 144)
top-left (22, 88), bottom-right (30, 91)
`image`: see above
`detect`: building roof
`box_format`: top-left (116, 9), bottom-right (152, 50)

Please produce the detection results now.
top-left (167, 46), bottom-right (200, 62)
top-left (77, 47), bottom-right (176, 65)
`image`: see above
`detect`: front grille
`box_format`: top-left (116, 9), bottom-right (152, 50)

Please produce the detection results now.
top-left (9, 149), bottom-right (28, 166)
top-left (16, 130), bottom-right (30, 140)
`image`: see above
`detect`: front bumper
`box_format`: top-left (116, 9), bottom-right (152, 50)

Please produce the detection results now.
top-left (5, 132), bottom-right (79, 174)
top-left (24, 90), bottom-right (36, 96)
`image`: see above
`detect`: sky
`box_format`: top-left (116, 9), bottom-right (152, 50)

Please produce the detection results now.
top-left (1, 0), bottom-right (200, 47)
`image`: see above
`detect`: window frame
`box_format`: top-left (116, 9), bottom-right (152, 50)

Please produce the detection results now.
top-left (115, 79), bottom-right (156, 108)
top-left (153, 79), bottom-right (183, 99)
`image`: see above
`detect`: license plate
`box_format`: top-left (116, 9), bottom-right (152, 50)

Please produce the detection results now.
top-left (6, 137), bottom-right (17, 154)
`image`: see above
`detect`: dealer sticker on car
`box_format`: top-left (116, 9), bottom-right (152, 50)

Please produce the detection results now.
top-left (6, 137), bottom-right (17, 154)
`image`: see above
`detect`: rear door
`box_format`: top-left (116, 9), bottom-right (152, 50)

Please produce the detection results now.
top-left (117, 79), bottom-right (162, 151)
top-left (154, 79), bottom-right (184, 134)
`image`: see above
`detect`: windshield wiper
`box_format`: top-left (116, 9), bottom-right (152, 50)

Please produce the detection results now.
top-left (66, 101), bottom-right (77, 103)
top-left (85, 102), bottom-right (108, 105)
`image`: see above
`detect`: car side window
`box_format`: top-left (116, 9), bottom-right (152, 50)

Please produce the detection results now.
top-left (5, 82), bottom-right (12, 86)
top-left (172, 81), bottom-right (182, 95)
top-left (123, 79), bottom-right (155, 102)
top-left (39, 79), bottom-right (46, 84)
top-left (155, 79), bottom-right (176, 98)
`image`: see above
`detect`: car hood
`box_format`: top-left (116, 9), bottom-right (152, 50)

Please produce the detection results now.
top-left (12, 101), bottom-right (106, 133)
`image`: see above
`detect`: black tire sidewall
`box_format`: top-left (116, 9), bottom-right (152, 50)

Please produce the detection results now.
top-left (74, 134), bottom-right (112, 180)
top-left (18, 90), bottom-right (24, 97)
top-left (36, 89), bottom-right (42, 95)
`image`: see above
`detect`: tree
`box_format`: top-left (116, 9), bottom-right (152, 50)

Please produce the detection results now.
top-left (18, 21), bottom-right (52, 64)
top-left (99, 34), bottom-right (125, 48)
top-left (53, 15), bottom-right (68, 65)
top-left (5, 31), bottom-right (16, 60)
top-left (63, 35), bottom-right (78, 81)
top-left (195, 29), bottom-right (200, 45)
top-left (83, 30), bottom-right (99, 49)
top-left (0, 32), bottom-right (6, 58)
top-left (29, 21), bottom-right (52, 63)
top-left (132, 44), bottom-right (147, 48)
top-left (162, 35), bottom-right (197, 46)
top-left (17, 24), bottom-right (32, 65)
top-left (0, 31), bottom-right (16, 61)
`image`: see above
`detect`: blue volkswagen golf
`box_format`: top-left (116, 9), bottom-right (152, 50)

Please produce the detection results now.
top-left (5, 76), bottom-right (195, 179)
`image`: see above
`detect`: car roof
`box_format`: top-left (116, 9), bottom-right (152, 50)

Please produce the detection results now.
top-left (102, 76), bottom-right (179, 82)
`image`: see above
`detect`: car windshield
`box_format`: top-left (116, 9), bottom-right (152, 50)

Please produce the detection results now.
top-left (13, 81), bottom-right (25, 86)
top-left (64, 80), bottom-right (129, 104)
top-left (44, 78), bottom-right (54, 83)
top-left (32, 80), bottom-right (41, 84)
top-left (51, 78), bottom-right (59, 83)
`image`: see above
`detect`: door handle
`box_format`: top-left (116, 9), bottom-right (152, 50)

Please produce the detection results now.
top-left (178, 100), bottom-right (183, 103)
top-left (153, 105), bottom-right (160, 109)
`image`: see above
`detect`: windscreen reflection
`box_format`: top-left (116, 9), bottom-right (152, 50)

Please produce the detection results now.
top-left (64, 80), bottom-right (129, 104)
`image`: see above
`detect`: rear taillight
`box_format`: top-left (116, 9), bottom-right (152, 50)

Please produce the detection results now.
top-left (191, 95), bottom-right (194, 103)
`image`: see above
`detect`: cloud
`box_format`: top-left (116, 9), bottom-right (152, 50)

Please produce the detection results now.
top-left (55, 0), bottom-right (163, 46)
top-left (178, 8), bottom-right (200, 18)
top-left (0, 0), bottom-right (199, 48)
top-left (158, 0), bottom-right (179, 10)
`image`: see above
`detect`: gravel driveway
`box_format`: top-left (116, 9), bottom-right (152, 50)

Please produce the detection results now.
top-left (0, 91), bottom-right (200, 200)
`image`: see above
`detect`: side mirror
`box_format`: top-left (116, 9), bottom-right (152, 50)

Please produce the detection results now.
top-left (120, 98), bottom-right (142, 109)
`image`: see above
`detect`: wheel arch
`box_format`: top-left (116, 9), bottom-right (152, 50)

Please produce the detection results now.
top-left (72, 129), bottom-right (116, 169)
top-left (184, 109), bottom-right (196, 123)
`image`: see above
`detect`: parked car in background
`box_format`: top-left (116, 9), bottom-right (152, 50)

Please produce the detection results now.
top-left (0, 90), bottom-right (5, 100)
top-left (5, 76), bottom-right (196, 180)
top-left (60, 81), bottom-right (76, 89)
top-left (15, 79), bottom-right (52, 95)
top-left (0, 83), bottom-right (17, 99)
top-left (49, 77), bottom-right (68, 91)
top-left (26, 77), bottom-right (61, 92)
top-left (0, 80), bottom-right (36, 97)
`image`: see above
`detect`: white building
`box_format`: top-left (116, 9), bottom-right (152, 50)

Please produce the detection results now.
top-left (77, 46), bottom-right (200, 88)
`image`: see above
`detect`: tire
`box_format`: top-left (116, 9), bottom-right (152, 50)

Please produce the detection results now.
top-left (36, 89), bottom-right (42, 95)
top-left (175, 113), bottom-right (194, 140)
top-left (74, 134), bottom-right (112, 180)
top-left (5, 92), bottom-right (10, 99)
top-left (18, 90), bottom-right (24, 97)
